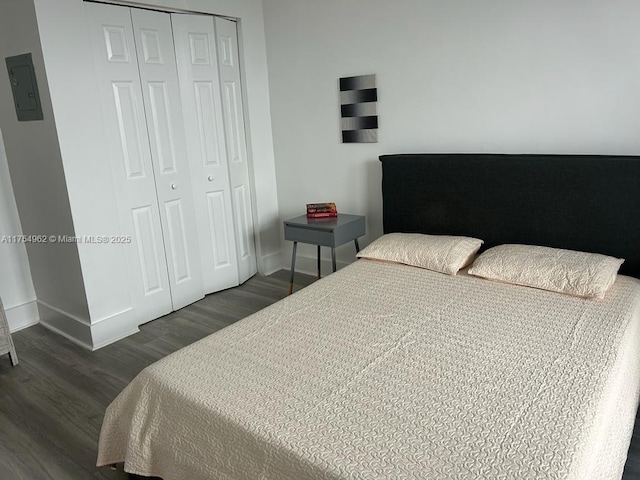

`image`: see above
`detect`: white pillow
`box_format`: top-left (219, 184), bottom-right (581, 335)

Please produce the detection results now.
top-left (356, 232), bottom-right (483, 275)
top-left (468, 244), bottom-right (624, 299)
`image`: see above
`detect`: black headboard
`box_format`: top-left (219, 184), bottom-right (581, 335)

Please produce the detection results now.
top-left (380, 154), bottom-right (640, 278)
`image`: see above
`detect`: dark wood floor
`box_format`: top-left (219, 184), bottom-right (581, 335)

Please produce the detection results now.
top-left (0, 269), bottom-right (639, 479)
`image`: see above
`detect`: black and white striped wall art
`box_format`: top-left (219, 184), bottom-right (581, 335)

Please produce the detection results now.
top-left (339, 74), bottom-right (378, 143)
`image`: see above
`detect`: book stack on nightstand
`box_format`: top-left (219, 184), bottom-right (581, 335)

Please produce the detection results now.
top-left (306, 202), bottom-right (337, 218)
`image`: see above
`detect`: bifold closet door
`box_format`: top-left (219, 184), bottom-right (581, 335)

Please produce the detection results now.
top-left (172, 14), bottom-right (257, 288)
top-left (171, 14), bottom-right (240, 293)
top-left (86, 2), bottom-right (172, 322)
top-left (130, 9), bottom-right (204, 310)
top-left (85, 2), bottom-right (203, 321)
top-left (214, 17), bottom-right (257, 284)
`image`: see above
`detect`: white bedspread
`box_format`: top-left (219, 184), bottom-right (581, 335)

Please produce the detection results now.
top-left (97, 259), bottom-right (640, 480)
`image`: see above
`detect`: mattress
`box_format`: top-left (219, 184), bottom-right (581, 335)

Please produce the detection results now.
top-left (97, 259), bottom-right (640, 480)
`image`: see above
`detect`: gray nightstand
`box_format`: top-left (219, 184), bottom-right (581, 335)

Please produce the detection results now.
top-left (284, 214), bottom-right (365, 294)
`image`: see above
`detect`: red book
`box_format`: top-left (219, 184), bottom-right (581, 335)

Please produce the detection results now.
top-left (306, 212), bottom-right (338, 218)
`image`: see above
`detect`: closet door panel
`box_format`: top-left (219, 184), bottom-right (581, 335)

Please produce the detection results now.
top-left (206, 191), bottom-right (234, 269)
top-left (172, 14), bottom-right (240, 293)
top-left (132, 205), bottom-right (166, 295)
top-left (233, 184), bottom-right (252, 261)
top-left (164, 199), bottom-right (191, 284)
top-left (222, 82), bottom-right (245, 164)
top-left (131, 9), bottom-right (204, 309)
top-left (111, 82), bottom-right (147, 179)
top-left (85, 2), bottom-right (172, 323)
top-left (193, 81), bottom-right (221, 166)
top-left (215, 17), bottom-right (257, 284)
top-left (146, 82), bottom-right (178, 173)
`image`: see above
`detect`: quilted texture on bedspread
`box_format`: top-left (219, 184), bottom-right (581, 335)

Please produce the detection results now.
top-left (97, 259), bottom-right (640, 480)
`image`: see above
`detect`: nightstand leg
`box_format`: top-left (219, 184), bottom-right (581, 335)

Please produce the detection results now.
top-left (288, 241), bottom-right (298, 295)
top-left (331, 248), bottom-right (337, 272)
top-left (354, 238), bottom-right (360, 253)
top-left (317, 245), bottom-right (321, 279)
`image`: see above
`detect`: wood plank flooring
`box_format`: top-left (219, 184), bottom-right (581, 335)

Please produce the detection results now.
top-left (0, 269), bottom-right (639, 479)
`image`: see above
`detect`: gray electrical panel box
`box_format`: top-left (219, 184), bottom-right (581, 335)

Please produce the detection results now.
top-left (5, 53), bottom-right (43, 121)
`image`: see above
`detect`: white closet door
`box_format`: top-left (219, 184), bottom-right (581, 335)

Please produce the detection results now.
top-left (171, 14), bottom-right (240, 293)
top-left (85, 2), bottom-right (172, 322)
top-left (214, 18), bottom-right (257, 284)
top-left (130, 9), bottom-right (204, 310)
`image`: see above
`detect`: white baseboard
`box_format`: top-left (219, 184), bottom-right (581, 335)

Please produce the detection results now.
top-left (260, 251), bottom-right (284, 276)
top-left (90, 308), bottom-right (138, 350)
top-left (37, 300), bottom-right (93, 350)
top-left (5, 299), bottom-right (39, 333)
top-left (37, 300), bottom-right (139, 351)
top-left (39, 321), bottom-right (93, 351)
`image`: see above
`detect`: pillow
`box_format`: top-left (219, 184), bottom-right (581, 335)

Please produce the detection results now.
top-left (468, 244), bottom-right (624, 299)
top-left (356, 232), bottom-right (483, 275)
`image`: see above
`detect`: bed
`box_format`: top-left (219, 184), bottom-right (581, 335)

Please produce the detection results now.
top-left (97, 153), bottom-right (640, 480)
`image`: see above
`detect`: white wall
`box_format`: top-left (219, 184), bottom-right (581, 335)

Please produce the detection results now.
top-left (0, 0), bottom-right (90, 340)
top-left (0, 130), bottom-right (38, 332)
top-left (263, 0), bottom-right (640, 272)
